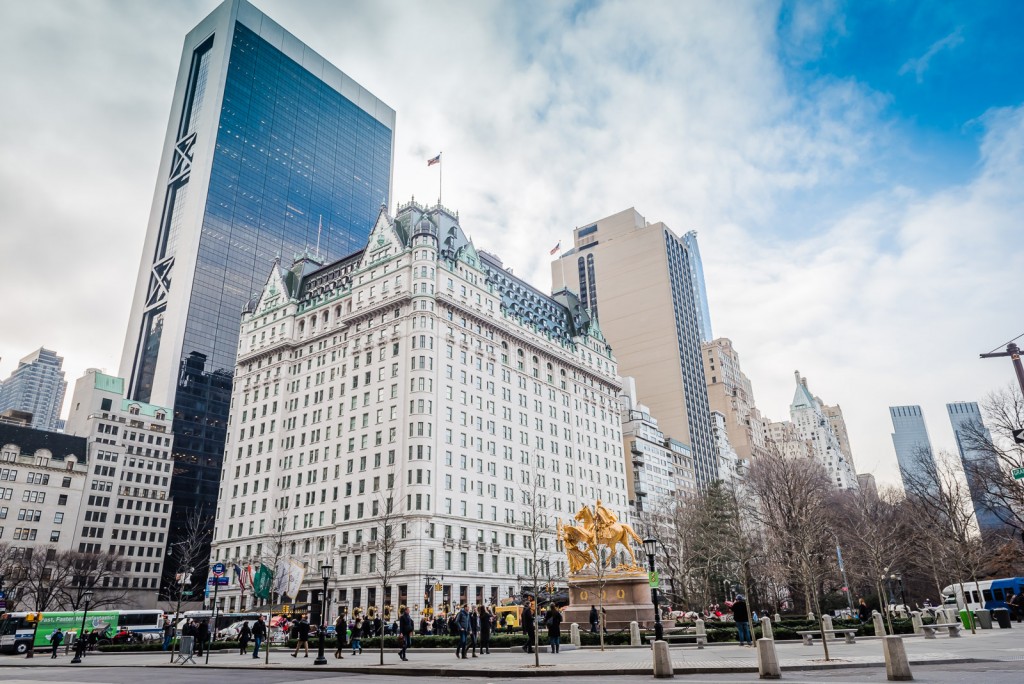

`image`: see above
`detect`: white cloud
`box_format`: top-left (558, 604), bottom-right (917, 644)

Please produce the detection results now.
top-left (0, 1), bottom-right (1018, 489)
top-left (899, 28), bottom-right (965, 83)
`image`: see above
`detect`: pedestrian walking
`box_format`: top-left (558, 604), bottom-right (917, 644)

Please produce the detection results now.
top-left (238, 621), bottom-right (251, 655)
top-left (478, 605), bottom-right (492, 654)
top-left (589, 605), bottom-right (599, 633)
top-left (546, 605), bottom-right (563, 653)
top-left (194, 618), bottom-right (208, 655)
top-left (521, 601), bottom-right (536, 653)
top-left (48, 628), bottom-right (64, 658)
top-left (730, 595), bottom-right (752, 647)
top-left (455, 604), bottom-right (471, 659)
top-left (251, 615), bottom-right (267, 659)
top-left (334, 613), bottom-right (347, 659)
top-left (351, 616), bottom-right (363, 655)
top-left (290, 614), bottom-right (311, 658)
top-left (162, 619), bottom-right (174, 651)
top-left (468, 605), bottom-right (480, 657)
top-left (398, 606), bottom-right (414, 661)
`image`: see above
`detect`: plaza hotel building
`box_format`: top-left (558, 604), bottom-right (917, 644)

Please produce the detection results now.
top-left (210, 200), bottom-right (628, 615)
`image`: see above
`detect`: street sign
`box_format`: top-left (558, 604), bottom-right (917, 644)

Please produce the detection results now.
top-left (648, 571), bottom-right (660, 588)
top-left (182, 591), bottom-right (194, 596)
top-left (1012, 467), bottom-right (1024, 481)
top-left (1013, 429), bottom-right (1024, 445)
top-left (207, 577), bottom-right (229, 586)
top-left (212, 562), bottom-right (226, 576)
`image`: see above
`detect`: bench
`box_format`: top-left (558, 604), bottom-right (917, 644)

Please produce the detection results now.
top-left (922, 623), bottom-right (961, 639)
top-left (660, 633), bottom-right (706, 649)
top-left (796, 629), bottom-right (858, 645)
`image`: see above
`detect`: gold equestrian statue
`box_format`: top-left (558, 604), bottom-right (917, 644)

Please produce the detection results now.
top-left (558, 500), bottom-right (645, 574)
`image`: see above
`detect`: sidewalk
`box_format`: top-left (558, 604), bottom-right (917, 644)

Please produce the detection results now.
top-left (3, 628), bottom-right (1021, 677)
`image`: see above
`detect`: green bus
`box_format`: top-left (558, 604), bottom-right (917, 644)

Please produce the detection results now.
top-left (0, 610), bottom-right (163, 653)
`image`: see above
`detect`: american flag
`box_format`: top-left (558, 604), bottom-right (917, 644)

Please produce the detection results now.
top-left (427, 153), bottom-right (441, 166)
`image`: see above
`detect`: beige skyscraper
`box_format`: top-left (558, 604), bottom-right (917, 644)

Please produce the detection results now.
top-left (702, 338), bottom-right (768, 461)
top-left (552, 208), bottom-right (718, 486)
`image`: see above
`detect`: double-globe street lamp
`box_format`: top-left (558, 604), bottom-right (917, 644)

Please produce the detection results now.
top-left (314, 563), bottom-right (333, 665)
top-left (642, 538), bottom-right (663, 641)
top-left (70, 590), bottom-right (94, 664)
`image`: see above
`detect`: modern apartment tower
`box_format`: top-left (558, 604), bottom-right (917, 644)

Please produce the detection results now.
top-left (703, 338), bottom-right (768, 461)
top-left (889, 405), bottom-right (935, 494)
top-left (552, 208), bottom-right (718, 487)
top-left (947, 402), bottom-right (1006, 535)
top-left (118, 0), bottom-right (395, 594)
top-left (0, 348), bottom-right (68, 432)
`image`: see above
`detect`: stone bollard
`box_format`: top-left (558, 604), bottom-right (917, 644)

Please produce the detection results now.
top-left (695, 618), bottom-right (707, 640)
top-left (873, 611), bottom-right (887, 637)
top-left (570, 623), bottom-right (581, 647)
top-left (756, 638), bottom-right (782, 679)
top-left (807, 611), bottom-right (815, 622)
top-left (652, 640), bottom-right (674, 678)
top-left (911, 612), bottom-right (923, 635)
top-left (774, 613), bottom-right (782, 624)
top-left (822, 614), bottom-right (834, 635)
top-left (630, 621), bottom-right (641, 647)
top-left (882, 635), bottom-right (913, 681)
top-left (761, 616), bottom-right (773, 640)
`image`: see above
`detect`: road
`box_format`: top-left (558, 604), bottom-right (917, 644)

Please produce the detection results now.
top-left (1, 662), bottom-right (1024, 683)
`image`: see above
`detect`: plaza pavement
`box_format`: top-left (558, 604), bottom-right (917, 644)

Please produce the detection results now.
top-left (2, 628), bottom-right (1022, 677)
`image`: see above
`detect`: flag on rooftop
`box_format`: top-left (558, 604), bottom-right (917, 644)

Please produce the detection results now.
top-left (550, 241), bottom-right (561, 255)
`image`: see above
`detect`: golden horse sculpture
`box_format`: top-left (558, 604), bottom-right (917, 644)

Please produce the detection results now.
top-left (557, 501), bottom-right (645, 575)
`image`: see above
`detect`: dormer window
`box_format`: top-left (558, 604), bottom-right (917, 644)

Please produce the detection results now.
top-left (129, 405), bottom-right (141, 416)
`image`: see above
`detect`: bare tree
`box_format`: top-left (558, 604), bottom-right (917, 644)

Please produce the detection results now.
top-left (833, 487), bottom-right (913, 633)
top-left (161, 506), bottom-right (212, 662)
top-left (17, 546), bottom-right (77, 611)
top-left (63, 551), bottom-right (132, 610)
top-left (747, 452), bottom-right (836, 660)
top-left (0, 542), bottom-right (29, 611)
top-left (254, 515), bottom-right (289, 665)
top-left (370, 473), bottom-right (401, 666)
top-left (519, 460), bottom-right (553, 666)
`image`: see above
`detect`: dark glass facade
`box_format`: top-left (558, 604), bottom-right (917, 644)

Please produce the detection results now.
top-left (158, 22), bottom-right (392, 596)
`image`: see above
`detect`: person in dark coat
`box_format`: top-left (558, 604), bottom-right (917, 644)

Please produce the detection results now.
top-left (251, 616), bottom-right (267, 659)
top-left (730, 596), bottom-right (752, 647)
top-left (546, 605), bottom-right (563, 653)
top-left (857, 598), bottom-right (872, 622)
top-left (334, 614), bottom-right (347, 659)
top-left (195, 619), bottom-right (209, 657)
top-left (238, 621), bottom-right (252, 655)
top-left (468, 606), bottom-right (479, 657)
top-left (398, 606), bottom-right (414, 661)
top-left (290, 615), bottom-right (311, 658)
top-left (49, 628), bottom-right (64, 658)
top-left (477, 606), bottom-right (492, 655)
top-left (455, 604), bottom-right (471, 659)
top-left (589, 605), bottom-right (599, 633)
top-left (521, 602), bottom-right (536, 653)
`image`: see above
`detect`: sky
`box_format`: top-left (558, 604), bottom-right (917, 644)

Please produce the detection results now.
top-left (1, 0), bottom-right (1022, 488)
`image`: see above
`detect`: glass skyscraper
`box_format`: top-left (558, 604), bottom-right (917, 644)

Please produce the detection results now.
top-left (119, 0), bottom-right (394, 593)
top-left (947, 401), bottom-right (1006, 535)
top-left (889, 405), bottom-right (935, 495)
top-left (0, 347), bottom-right (67, 431)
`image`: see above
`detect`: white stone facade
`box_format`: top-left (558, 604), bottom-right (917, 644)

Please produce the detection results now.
top-left (788, 372), bottom-right (858, 490)
top-left (211, 201), bottom-right (628, 615)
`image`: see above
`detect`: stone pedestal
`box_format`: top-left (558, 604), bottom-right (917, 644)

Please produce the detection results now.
top-left (564, 571), bottom-right (655, 631)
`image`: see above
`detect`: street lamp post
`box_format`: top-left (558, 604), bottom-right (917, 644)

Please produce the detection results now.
top-left (643, 538), bottom-right (663, 642)
top-left (314, 563), bottom-right (332, 665)
top-left (70, 590), bottom-right (94, 664)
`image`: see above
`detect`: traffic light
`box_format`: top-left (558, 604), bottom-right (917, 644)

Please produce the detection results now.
top-left (25, 612), bottom-right (42, 623)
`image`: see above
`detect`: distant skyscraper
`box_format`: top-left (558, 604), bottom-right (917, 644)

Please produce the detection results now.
top-left (703, 337), bottom-right (768, 461)
top-left (789, 371), bottom-right (858, 490)
top-left (682, 231), bottom-right (713, 343)
top-left (552, 208), bottom-right (718, 487)
top-left (0, 348), bottom-right (67, 431)
top-left (947, 401), bottom-right (1005, 535)
top-left (118, 0), bottom-right (395, 593)
top-left (889, 405), bottom-right (935, 494)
